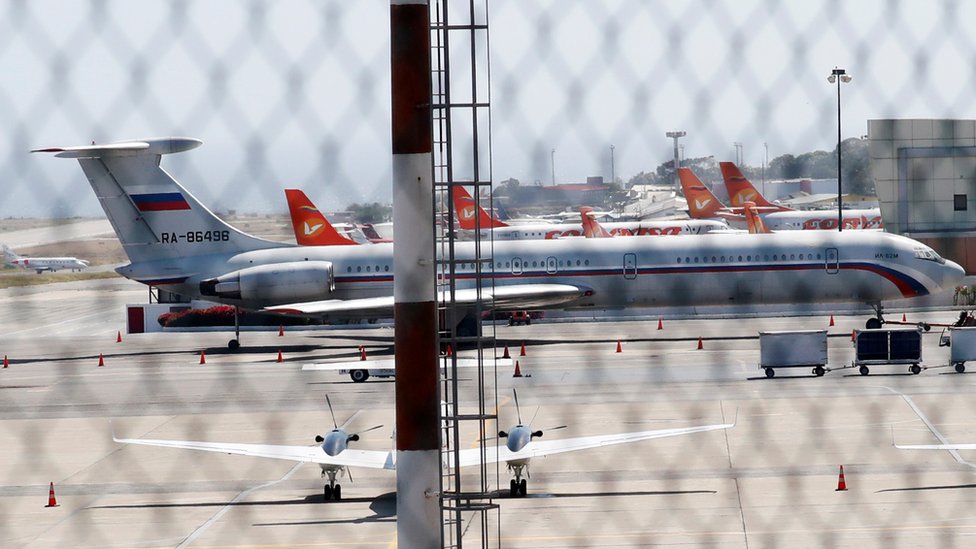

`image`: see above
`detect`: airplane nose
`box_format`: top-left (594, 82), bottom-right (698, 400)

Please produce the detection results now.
top-left (943, 260), bottom-right (966, 288)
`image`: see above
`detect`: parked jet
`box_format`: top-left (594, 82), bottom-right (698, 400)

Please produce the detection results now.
top-left (452, 185), bottom-right (727, 240)
top-left (2, 244), bottom-right (89, 273)
top-left (112, 391), bottom-right (733, 499)
top-left (719, 162), bottom-right (883, 230)
top-left (284, 189), bottom-right (359, 246)
top-left (34, 138), bottom-right (964, 347)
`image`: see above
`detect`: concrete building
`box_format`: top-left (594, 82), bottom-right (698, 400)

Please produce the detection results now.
top-left (869, 119), bottom-right (976, 272)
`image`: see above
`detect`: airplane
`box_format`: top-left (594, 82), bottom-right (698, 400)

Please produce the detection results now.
top-left (719, 162), bottom-right (884, 230)
top-left (580, 207), bottom-right (612, 238)
top-left (2, 244), bottom-right (89, 273)
top-left (452, 185), bottom-right (728, 240)
top-left (742, 202), bottom-right (771, 235)
top-left (678, 168), bottom-right (749, 222)
top-left (111, 391), bottom-right (734, 499)
top-left (33, 137), bottom-right (964, 346)
top-left (284, 189), bottom-right (360, 246)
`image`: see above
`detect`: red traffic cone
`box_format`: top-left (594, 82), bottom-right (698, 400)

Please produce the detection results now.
top-left (278, 324), bottom-right (284, 337)
top-left (697, 337), bottom-right (703, 350)
top-left (835, 465), bottom-right (848, 491)
top-left (520, 342), bottom-right (526, 356)
top-left (513, 360), bottom-right (522, 378)
top-left (615, 340), bottom-right (622, 353)
top-left (116, 331), bottom-right (123, 343)
top-left (902, 313), bottom-right (907, 322)
top-left (199, 351), bottom-right (206, 365)
top-left (97, 353), bottom-right (104, 367)
top-left (3, 355), bottom-right (8, 368)
top-left (657, 318), bottom-right (663, 330)
top-left (829, 315), bottom-right (835, 327)
top-left (502, 346), bottom-right (510, 359)
top-left (851, 329), bottom-right (857, 342)
top-left (445, 344), bottom-right (453, 357)
top-left (360, 346), bottom-right (367, 361)
top-left (45, 482), bottom-right (59, 507)
top-left (276, 350), bottom-right (283, 363)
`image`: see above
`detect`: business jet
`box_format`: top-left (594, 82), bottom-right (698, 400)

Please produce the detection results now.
top-left (33, 138), bottom-right (964, 347)
top-left (2, 244), bottom-right (89, 273)
top-left (453, 185), bottom-right (727, 240)
top-left (112, 392), bottom-right (733, 499)
top-left (719, 162), bottom-right (883, 230)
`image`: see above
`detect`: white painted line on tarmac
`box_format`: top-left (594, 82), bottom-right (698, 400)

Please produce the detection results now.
top-left (3, 311), bottom-right (107, 337)
top-left (881, 385), bottom-right (976, 470)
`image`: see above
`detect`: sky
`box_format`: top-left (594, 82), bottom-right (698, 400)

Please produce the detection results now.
top-left (1, 0), bottom-right (974, 218)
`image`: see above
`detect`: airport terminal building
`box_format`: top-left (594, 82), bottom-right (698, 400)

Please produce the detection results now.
top-left (869, 118), bottom-right (976, 272)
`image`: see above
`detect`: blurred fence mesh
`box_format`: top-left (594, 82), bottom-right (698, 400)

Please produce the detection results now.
top-left (2, 1), bottom-right (976, 547)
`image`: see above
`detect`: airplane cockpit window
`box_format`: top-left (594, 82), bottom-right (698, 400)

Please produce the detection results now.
top-left (913, 247), bottom-right (946, 264)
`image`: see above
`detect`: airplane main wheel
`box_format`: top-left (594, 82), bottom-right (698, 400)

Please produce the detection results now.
top-left (519, 479), bottom-right (527, 496)
top-left (764, 368), bottom-right (775, 379)
top-left (814, 366), bottom-right (826, 377)
top-left (865, 318), bottom-right (883, 329)
top-left (509, 479), bottom-right (518, 497)
top-left (228, 339), bottom-right (240, 350)
top-left (910, 364), bottom-right (921, 375)
top-left (956, 363), bottom-right (966, 373)
top-left (323, 485), bottom-right (333, 500)
top-left (333, 484), bottom-right (342, 500)
top-left (350, 369), bottom-right (369, 383)
top-left (859, 366), bottom-right (870, 376)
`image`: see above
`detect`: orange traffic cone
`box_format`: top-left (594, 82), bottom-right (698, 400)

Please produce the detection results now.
top-left (835, 465), bottom-right (848, 491)
top-left (3, 355), bottom-right (8, 368)
top-left (829, 315), bottom-right (835, 327)
top-left (851, 329), bottom-right (857, 342)
top-left (615, 340), bottom-right (622, 353)
top-left (697, 337), bottom-right (703, 350)
top-left (902, 313), bottom-right (907, 322)
top-left (116, 331), bottom-right (123, 343)
top-left (520, 342), bottom-right (526, 356)
top-left (45, 482), bottom-right (59, 507)
top-left (657, 318), bottom-right (663, 330)
top-left (513, 360), bottom-right (522, 378)
top-left (199, 351), bottom-right (206, 365)
top-left (360, 346), bottom-right (367, 361)
top-left (97, 353), bottom-right (104, 367)
top-left (502, 346), bottom-right (510, 359)
top-left (276, 350), bottom-right (283, 363)
top-left (278, 324), bottom-right (284, 337)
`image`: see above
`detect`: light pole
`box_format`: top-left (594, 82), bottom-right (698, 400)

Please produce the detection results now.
top-left (733, 142), bottom-right (743, 165)
top-left (550, 148), bottom-right (556, 186)
top-left (665, 131), bottom-right (686, 193)
top-left (828, 67), bottom-right (852, 231)
top-left (609, 144), bottom-right (615, 184)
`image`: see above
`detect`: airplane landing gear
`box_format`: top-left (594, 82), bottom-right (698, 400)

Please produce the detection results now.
top-left (866, 303), bottom-right (884, 329)
top-left (322, 468), bottom-right (342, 501)
top-left (228, 306), bottom-right (241, 350)
top-left (508, 464), bottom-right (528, 497)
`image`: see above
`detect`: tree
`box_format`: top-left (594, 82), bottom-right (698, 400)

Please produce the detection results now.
top-left (347, 202), bottom-right (392, 224)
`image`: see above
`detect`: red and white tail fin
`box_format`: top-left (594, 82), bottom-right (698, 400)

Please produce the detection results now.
top-left (284, 189), bottom-right (358, 246)
top-left (452, 186), bottom-right (508, 230)
top-left (678, 168), bottom-right (729, 219)
top-left (719, 162), bottom-right (790, 210)
top-left (742, 202), bottom-right (771, 234)
top-left (580, 207), bottom-right (612, 238)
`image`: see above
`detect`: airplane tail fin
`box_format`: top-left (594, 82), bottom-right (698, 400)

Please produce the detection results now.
top-left (719, 162), bottom-right (786, 210)
top-left (678, 168), bottom-right (726, 219)
top-left (284, 189), bottom-right (357, 246)
top-left (580, 207), bottom-right (612, 238)
top-left (743, 202), bottom-right (771, 234)
top-left (32, 138), bottom-right (282, 265)
top-left (2, 244), bottom-right (19, 260)
top-left (452, 186), bottom-right (508, 230)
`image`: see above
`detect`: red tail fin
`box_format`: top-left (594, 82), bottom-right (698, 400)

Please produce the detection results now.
top-left (719, 162), bottom-right (788, 210)
top-left (453, 186), bottom-right (507, 230)
top-left (284, 189), bottom-right (358, 246)
top-left (742, 201), bottom-right (771, 234)
top-left (678, 168), bottom-right (726, 219)
top-left (580, 207), bottom-right (612, 238)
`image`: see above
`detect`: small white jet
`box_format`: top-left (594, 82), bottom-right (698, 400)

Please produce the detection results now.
top-left (2, 244), bottom-right (89, 273)
top-left (112, 392), bottom-right (733, 499)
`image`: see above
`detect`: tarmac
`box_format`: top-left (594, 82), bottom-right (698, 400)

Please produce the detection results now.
top-left (4, 276), bottom-right (976, 547)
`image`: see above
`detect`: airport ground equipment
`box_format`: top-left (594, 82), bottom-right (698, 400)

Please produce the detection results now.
top-left (852, 328), bottom-right (923, 375)
top-left (947, 327), bottom-right (976, 373)
top-left (758, 330), bottom-right (828, 378)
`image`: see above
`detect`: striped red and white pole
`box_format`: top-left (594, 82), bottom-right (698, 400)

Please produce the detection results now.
top-left (391, 1), bottom-right (440, 547)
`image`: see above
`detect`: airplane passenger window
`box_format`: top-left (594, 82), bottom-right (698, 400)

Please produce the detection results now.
top-left (677, 257), bottom-right (682, 263)
top-left (720, 256), bottom-right (726, 262)
top-left (347, 266), bottom-right (352, 272)
top-left (357, 266), bottom-right (362, 272)
top-left (694, 257), bottom-right (699, 263)
top-left (738, 255), bottom-right (743, 261)
top-left (584, 259), bottom-right (589, 265)
top-left (747, 255), bottom-right (751, 261)
top-left (790, 254), bottom-right (795, 260)
top-left (366, 266), bottom-right (371, 272)
top-left (711, 256), bottom-right (716, 262)
top-left (375, 265), bottom-right (380, 271)
top-left (576, 260), bottom-right (581, 266)
top-left (816, 254), bottom-right (821, 260)
top-left (506, 261), bottom-right (511, 267)
top-left (385, 265), bottom-right (390, 272)
top-left (532, 261), bottom-right (538, 267)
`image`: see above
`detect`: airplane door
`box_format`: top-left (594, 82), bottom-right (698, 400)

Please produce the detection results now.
top-left (825, 247), bottom-right (839, 274)
top-left (512, 257), bottom-right (523, 276)
top-left (623, 253), bottom-right (637, 280)
top-left (546, 256), bottom-right (558, 274)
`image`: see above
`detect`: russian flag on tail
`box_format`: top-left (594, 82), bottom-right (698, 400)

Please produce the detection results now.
top-left (131, 192), bottom-right (191, 212)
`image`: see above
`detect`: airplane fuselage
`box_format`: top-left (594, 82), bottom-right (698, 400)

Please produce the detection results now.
top-left (472, 219), bottom-right (727, 240)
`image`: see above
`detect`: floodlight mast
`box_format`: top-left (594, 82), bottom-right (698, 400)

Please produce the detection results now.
top-left (666, 131), bottom-right (686, 193)
top-left (828, 67), bottom-right (852, 232)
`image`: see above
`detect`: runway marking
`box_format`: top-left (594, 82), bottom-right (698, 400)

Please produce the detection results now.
top-left (3, 310), bottom-right (107, 336)
top-left (176, 462), bottom-right (304, 548)
top-left (881, 385), bottom-right (976, 470)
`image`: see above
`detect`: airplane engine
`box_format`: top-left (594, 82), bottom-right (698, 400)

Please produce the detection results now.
top-left (199, 261), bottom-right (335, 302)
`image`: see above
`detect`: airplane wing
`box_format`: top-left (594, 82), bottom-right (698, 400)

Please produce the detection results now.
top-left (895, 443), bottom-right (976, 450)
top-left (455, 422), bottom-right (733, 467)
top-left (264, 283), bottom-right (589, 317)
top-left (112, 434), bottom-right (396, 470)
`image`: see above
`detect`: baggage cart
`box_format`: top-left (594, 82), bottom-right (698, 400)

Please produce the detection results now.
top-left (759, 330), bottom-right (829, 378)
top-left (852, 328), bottom-right (923, 376)
top-left (948, 326), bottom-right (976, 373)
